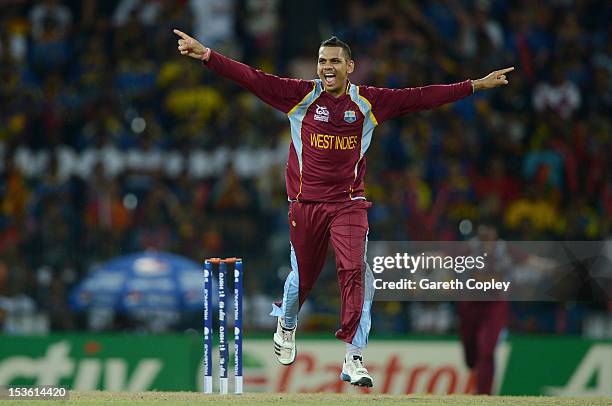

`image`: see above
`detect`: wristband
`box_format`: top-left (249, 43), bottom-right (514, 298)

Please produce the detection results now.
top-left (202, 47), bottom-right (212, 62)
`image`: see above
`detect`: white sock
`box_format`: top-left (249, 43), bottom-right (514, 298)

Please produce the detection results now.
top-left (280, 317), bottom-right (296, 330)
top-left (345, 343), bottom-right (362, 358)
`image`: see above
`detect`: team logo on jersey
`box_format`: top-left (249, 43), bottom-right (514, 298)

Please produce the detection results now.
top-left (344, 110), bottom-right (357, 123)
top-left (314, 105), bottom-right (329, 122)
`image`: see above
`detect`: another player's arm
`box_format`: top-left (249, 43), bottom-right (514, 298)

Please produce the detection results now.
top-left (173, 29), bottom-right (311, 113)
top-left (364, 67), bottom-right (515, 123)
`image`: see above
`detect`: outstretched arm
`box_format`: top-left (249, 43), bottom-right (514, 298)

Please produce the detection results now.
top-left (362, 67), bottom-right (515, 123)
top-left (173, 29), bottom-right (313, 114)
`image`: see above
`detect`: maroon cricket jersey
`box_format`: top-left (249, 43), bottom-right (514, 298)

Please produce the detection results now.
top-left (204, 51), bottom-right (473, 202)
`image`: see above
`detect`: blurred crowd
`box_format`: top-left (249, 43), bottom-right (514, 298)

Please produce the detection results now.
top-left (0, 0), bottom-right (610, 336)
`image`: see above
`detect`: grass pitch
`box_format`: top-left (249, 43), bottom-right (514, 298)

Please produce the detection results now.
top-left (4, 392), bottom-right (610, 406)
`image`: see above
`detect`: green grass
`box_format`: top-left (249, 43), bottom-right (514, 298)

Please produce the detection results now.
top-left (3, 392), bottom-right (611, 406)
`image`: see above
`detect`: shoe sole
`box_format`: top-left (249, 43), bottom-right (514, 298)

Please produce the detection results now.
top-left (340, 373), bottom-right (373, 387)
top-left (273, 334), bottom-right (296, 365)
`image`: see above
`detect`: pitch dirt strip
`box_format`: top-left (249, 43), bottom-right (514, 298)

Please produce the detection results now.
top-left (8, 392), bottom-right (604, 406)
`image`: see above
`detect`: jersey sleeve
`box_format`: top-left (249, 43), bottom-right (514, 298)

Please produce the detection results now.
top-left (360, 80), bottom-right (473, 123)
top-left (203, 50), bottom-right (314, 114)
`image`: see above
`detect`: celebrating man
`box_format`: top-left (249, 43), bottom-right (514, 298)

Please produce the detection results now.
top-left (174, 29), bottom-right (513, 388)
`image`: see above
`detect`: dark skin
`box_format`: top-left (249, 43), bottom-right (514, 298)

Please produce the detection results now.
top-left (173, 29), bottom-right (515, 98)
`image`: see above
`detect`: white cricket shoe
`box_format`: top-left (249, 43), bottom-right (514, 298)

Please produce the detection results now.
top-left (340, 354), bottom-right (374, 387)
top-left (273, 318), bottom-right (296, 365)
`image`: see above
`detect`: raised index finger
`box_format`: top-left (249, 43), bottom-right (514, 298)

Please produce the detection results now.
top-left (497, 67), bottom-right (515, 75)
top-left (173, 29), bottom-right (191, 40)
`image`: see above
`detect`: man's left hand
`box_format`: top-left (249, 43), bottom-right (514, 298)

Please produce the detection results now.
top-left (472, 67), bottom-right (514, 91)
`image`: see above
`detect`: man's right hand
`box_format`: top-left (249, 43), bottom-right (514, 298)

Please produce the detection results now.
top-left (173, 29), bottom-right (211, 62)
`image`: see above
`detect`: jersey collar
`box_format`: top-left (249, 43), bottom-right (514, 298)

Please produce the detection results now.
top-left (321, 80), bottom-right (351, 100)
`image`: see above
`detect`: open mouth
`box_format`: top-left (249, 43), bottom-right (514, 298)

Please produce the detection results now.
top-left (323, 73), bottom-right (336, 87)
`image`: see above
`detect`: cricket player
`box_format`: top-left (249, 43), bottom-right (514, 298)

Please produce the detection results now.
top-left (175, 29), bottom-right (513, 387)
top-left (459, 222), bottom-right (527, 394)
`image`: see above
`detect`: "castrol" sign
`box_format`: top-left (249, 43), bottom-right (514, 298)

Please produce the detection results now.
top-left (241, 341), bottom-right (510, 394)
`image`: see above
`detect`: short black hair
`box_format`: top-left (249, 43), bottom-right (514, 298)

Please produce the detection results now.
top-left (320, 36), bottom-right (352, 60)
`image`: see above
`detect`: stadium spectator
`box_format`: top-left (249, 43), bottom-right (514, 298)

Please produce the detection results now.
top-left (189, 0), bottom-right (235, 49)
top-left (532, 66), bottom-right (582, 119)
top-left (29, 0), bottom-right (72, 74)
